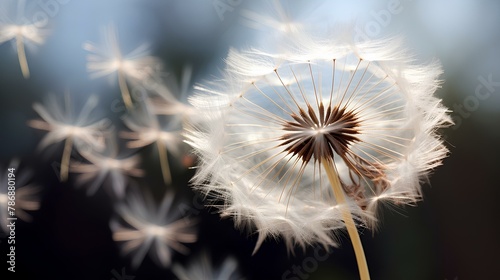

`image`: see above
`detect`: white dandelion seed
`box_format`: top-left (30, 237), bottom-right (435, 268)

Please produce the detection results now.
top-left (0, 159), bottom-right (41, 234)
top-left (0, 0), bottom-right (49, 78)
top-left (185, 31), bottom-right (451, 279)
top-left (83, 23), bottom-right (162, 110)
top-left (144, 65), bottom-right (201, 168)
top-left (172, 251), bottom-right (243, 280)
top-left (110, 189), bottom-right (198, 268)
top-left (121, 101), bottom-right (184, 185)
top-left (70, 135), bottom-right (144, 198)
top-left (148, 65), bottom-right (199, 124)
top-left (239, 0), bottom-right (303, 36)
top-left (28, 94), bottom-right (109, 182)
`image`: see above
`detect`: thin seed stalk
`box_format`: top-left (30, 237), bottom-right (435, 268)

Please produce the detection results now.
top-left (118, 70), bottom-right (133, 110)
top-left (322, 158), bottom-right (370, 280)
top-left (60, 136), bottom-right (74, 182)
top-left (156, 140), bottom-right (172, 185)
top-left (16, 34), bottom-right (30, 79)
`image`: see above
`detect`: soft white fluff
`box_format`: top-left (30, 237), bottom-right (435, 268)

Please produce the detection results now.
top-left (70, 137), bottom-right (144, 198)
top-left (110, 189), bottom-right (198, 268)
top-left (28, 94), bottom-right (109, 153)
top-left (121, 101), bottom-right (183, 155)
top-left (0, 0), bottom-right (49, 51)
top-left (82, 24), bottom-right (162, 83)
top-left (0, 160), bottom-right (41, 234)
top-left (185, 26), bottom-right (451, 251)
top-left (172, 251), bottom-right (242, 280)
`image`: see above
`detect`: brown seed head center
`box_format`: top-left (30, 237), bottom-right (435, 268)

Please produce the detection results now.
top-left (280, 102), bottom-right (360, 163)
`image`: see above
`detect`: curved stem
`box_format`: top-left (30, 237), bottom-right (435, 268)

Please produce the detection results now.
top-left (322, 158), bottom-right (370, 280)
top-left (118, 70), bottom-right (133, 110)
top-left (60, 136), bottom-right (73, 182)
top-left (157, 140), bottom-right (172, 185)
top-left (16, 35), bottom-right (30, 79)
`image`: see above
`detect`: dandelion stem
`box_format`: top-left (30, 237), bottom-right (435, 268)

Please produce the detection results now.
top-left (60, 136), bottom-right (73, 182)
top-left (118, 70), bottom-right (133, 110)
top-left (156, 140), bottom-right (172, 185)
top-left (322, 158), bottom-right (370, 280)
top-left (16, 34), bottom-right (30, 79)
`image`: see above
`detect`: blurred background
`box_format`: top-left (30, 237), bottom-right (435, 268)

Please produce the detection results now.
top-left (0, 0), bottom-right (499, 279)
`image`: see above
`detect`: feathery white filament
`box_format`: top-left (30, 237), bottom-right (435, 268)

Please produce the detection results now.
top-left (186, 33), bottom-right (450, 251)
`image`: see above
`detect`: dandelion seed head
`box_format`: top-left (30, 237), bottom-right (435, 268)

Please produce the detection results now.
top-left (173, 251), bottom-right (243, 280)
top-left (0, 1), bottom-right (49, 46)
top-left (111, 189), bottom-right (198, 268)
top-left (70, 137), bottom-right (143, 198)
top-left (187, 28), bottom-right (451, 250)
top-left (29, 94), bottom-right (108, 152)
top-left (83, 24), bottom-right (161, 82)
top-left (0, 160), bottom-right (41, 234)
top-left (121, 101), bottom-right (184, 155)
top-left (280, 104), bottom-right (361, 164)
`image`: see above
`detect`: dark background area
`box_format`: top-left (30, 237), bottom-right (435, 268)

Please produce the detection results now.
top-left (1, 0), bottom-right (499, 279)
